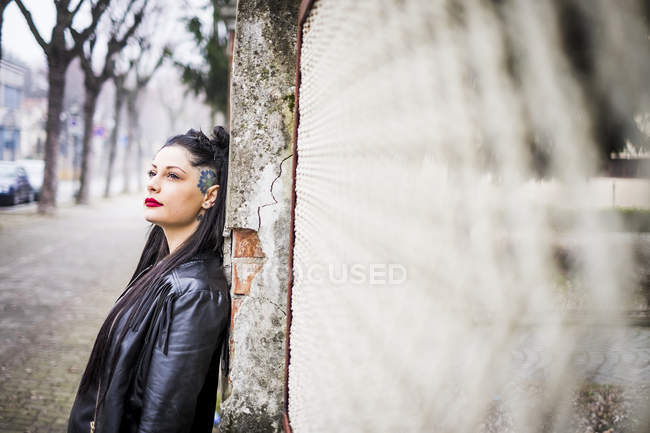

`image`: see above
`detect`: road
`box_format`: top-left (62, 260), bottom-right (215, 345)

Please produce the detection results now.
top-left (0, 193), bottom-right (149, 432)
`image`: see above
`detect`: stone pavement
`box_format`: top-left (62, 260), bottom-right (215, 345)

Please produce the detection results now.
top-left (0, 194), bottom-right (149, 432)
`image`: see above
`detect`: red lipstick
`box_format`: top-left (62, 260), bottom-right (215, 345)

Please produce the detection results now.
top-left (145, 197), bottom-right (163, 207)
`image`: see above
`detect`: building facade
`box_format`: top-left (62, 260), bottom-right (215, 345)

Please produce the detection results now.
top-left (0, 57), bottom-right (27, 160)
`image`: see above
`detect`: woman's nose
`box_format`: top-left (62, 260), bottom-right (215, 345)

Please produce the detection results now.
top-left (146, 175), bottom-right (160, 193)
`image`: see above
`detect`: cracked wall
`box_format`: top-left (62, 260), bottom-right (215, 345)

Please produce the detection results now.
top-left (221, 1), bottom-right (298, 432)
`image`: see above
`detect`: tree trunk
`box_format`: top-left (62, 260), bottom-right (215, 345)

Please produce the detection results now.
top-left (136, 135), bottom-right (143, 191)
top-left (38, 59), bottom-right (67, 214)
top-left (122, 91), bottom-right (138, 194)
top-left (76, 85), bottom-right (100, 204)
top-left (105, 80), bottom-right (125, 198)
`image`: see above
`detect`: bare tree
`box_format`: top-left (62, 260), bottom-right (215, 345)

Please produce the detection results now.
top-left (104, 67), bottom-right (128, 197)
top-left (14, 0), bottom-right (110, 214)
top-left (158, 83), bottom-right (185, 138)
top-left (121, 41), bottom-right (165, 194)
top-left (76, 0), bottom-right (147, 204)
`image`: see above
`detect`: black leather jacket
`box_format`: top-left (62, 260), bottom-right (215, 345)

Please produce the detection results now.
top-left (67, 251), bottom-right (230, 433)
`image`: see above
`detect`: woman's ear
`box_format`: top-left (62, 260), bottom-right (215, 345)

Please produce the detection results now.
top-left (202, 184), bottom-right (220, 208)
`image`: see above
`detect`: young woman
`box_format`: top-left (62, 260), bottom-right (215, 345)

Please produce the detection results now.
top-left (67, 127), bottom-right (231, 433)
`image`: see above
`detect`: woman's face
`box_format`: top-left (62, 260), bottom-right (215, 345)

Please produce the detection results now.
top-left (144, 145), bottom-right (217, 228)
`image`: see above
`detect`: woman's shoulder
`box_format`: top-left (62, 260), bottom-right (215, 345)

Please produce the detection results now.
top-left (168, 251), bottom-right (228, 298)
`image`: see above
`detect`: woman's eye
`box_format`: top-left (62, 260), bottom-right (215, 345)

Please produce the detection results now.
top-left (147, 170), bottom-right (179, 179)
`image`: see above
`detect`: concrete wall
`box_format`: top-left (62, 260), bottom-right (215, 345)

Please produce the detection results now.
top-left (221, 1), bottom-right (298, 431)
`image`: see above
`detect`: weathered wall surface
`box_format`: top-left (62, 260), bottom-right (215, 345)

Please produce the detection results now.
top-left (221, 1), bottom-right (298, 432)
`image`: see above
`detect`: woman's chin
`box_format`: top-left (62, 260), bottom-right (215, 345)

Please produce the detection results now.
top-left (143, 209), bottom-right (161, 224)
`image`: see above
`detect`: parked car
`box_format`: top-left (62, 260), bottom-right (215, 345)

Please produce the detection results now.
top-left (0, 161), bottom-right (35, 205)
top-left (16, 159), bottom-right (45, 201)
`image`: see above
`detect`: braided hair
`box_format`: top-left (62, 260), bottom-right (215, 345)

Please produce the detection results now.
top-left (78, 126), bottom-right (231, 402)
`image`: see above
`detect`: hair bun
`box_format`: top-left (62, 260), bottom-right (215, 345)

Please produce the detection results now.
top-left (179, 127), bottom-right (228, 161)
top-left (212, 126), bottom-right (229, 150)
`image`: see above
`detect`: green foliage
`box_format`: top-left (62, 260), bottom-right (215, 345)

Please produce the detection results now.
top-left (175, 0), bottom-right (232, 116)
top-left (283, 92), bottom-right (295, 112)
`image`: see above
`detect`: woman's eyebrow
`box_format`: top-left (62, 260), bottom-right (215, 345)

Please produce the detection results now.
top-left (150, 163), bottom-right (187, 174)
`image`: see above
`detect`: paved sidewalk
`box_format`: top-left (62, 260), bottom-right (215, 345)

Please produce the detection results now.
top-left (0, 194), bottom-right (149, 432)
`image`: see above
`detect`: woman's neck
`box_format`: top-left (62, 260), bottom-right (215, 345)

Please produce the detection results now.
top-left (162, 221), bottom-right (199, 254)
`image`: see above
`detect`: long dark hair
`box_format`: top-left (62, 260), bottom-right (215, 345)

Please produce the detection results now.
top-left (78, 126), bottom-right (230, 399)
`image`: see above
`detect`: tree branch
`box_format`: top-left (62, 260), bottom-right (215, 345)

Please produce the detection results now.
top-left (99, 0), bottom-right (148, 81)
top-left (112, 0), bottom-right (148, 52)
top-left (68, 0), bottom-right (85, 20)
top-left (78, 36), bottom-right (98, 81)
top-left (14, 0), bottom-right (49, 53)
top-left (137, 48), bottom-right (165, 88)
top-left (112, 0), bottom-right (137, 35)
top-left (70, 0), bottom-right (110, 54)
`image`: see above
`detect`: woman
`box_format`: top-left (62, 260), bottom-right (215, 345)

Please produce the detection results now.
top-left (67, 127), bottom-right (231, 433)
